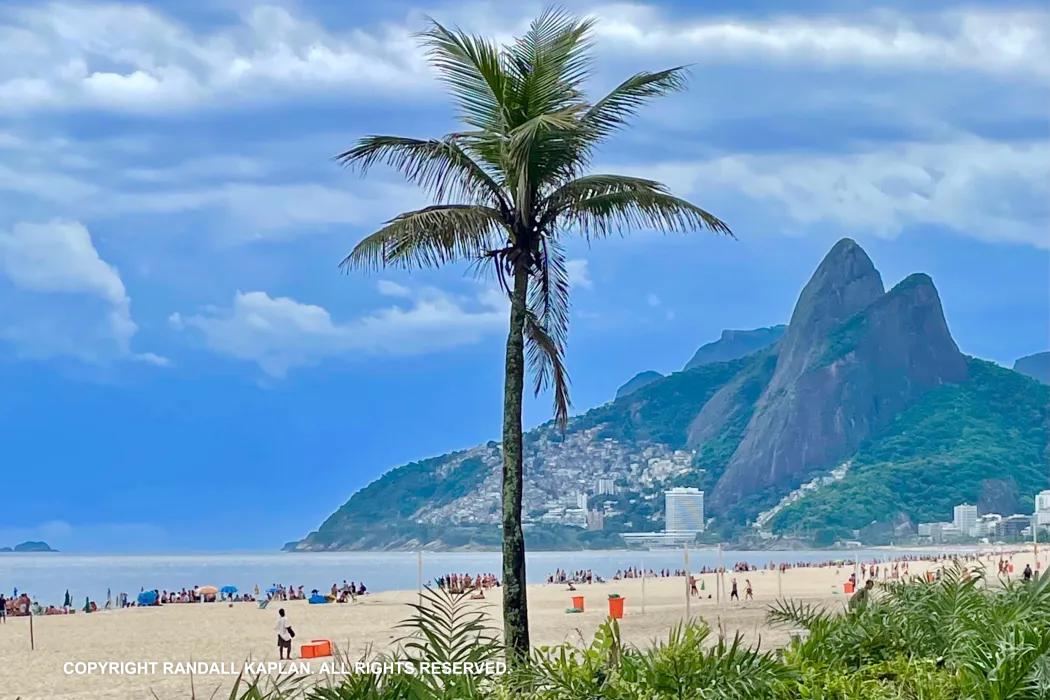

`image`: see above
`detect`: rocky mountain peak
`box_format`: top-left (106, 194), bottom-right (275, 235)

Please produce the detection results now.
top-left (709, 240), bottom-right (965, 512)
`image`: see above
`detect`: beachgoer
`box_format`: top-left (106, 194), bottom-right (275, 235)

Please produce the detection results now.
top-left (275, 608), bottom-right (294, 660)
top-left (689, 575), bottom-right (698, 597)
top-left (730, 578), bottom-right (739, 601)
top-left (849, 579), bottom-right (875, 610)
top-left (0, 593), bottom-right (6, 623)
top-left (1023, 564), bottom-right (1033, 582)
top-left (745, 579), bottom-right (753, 601)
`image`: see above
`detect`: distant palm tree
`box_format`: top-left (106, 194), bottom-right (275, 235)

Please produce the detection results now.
top-left (338, 8), bottom-right (731, 660)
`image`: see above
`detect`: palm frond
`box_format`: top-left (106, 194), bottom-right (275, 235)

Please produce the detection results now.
top-left (336, 135), bottom-right (508, 210)
top-left (565, 189), bottom-right (733, 238)
top-left (418, 20), bottom-right (512, 132)
top-left (506, 8), bottom-right (595, 120)
top-left (340, 205), bottom-right (506, 271)
top-left (584, 67), bottom-right (689, 142)
top-left (540, 174), bottom-right (667, 224)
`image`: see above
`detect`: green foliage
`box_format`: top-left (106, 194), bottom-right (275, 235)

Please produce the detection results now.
top-left (771, 563), bottom-right (1050, 699)
top-left (574, 355), bottom-right (755, 449)
top-left (772, 358), bottom-right (1050, 534)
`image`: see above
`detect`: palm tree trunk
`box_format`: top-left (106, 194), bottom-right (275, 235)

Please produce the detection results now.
top-left (501, 262), bottom-right (530, 661)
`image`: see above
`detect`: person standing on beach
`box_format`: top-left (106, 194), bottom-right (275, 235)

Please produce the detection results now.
top-left (275, 608), bottom-right (294, 660)
top-left (0, 593), bottom-right (6, 623)
top-left (745, 579), bottom-right (753, 601)
top-left (730, 578), bottom-right (739, 601)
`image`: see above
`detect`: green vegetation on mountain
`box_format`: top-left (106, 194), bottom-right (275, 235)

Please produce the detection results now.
top-left (770, 358), bottom-right (1050, 536)
top-left (614, 370), bottom-right (664, 399)
top-left (575, 356), bottom-right (754, 449)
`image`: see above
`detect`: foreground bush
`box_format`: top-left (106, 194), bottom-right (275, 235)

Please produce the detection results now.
top-left (227, 565), bottom-right (1050, 699)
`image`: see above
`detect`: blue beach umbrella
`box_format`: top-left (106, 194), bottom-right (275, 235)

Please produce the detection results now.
top-left (221, 586), bottom-right (238, 598)
top-left (137, 590), bottom-right (158, 606)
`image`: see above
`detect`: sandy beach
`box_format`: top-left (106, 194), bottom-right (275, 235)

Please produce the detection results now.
top-left (1, 550), bottom-right (1041, 699)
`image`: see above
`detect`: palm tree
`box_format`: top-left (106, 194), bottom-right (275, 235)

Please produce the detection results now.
top-left (338, 9), bottom-right (731, 660)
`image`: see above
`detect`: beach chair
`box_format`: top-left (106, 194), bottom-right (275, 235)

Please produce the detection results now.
top-left (258, 598), bottom-right (270, 610)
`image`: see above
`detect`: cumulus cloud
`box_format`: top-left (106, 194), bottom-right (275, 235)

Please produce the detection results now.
top-left (610, 138), bottom-right (1050, 248)
top-left (0, 219), bottom-right (164, 363)
top-left (1, 3), bottom-right (1045, 116)
top-left (590, 4), bottom-right (1050, 79)
top-left (566, 259), bottom-right (593, 290)
top-left (0, 3), bottom-right (431, 113)
top-left (171, 283), bottom-right (508, 377)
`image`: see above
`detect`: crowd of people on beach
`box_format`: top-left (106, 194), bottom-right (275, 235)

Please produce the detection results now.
top-left (435, 572), bottom-right (499, 598)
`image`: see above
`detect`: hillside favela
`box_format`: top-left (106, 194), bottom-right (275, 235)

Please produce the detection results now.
top-left (1, 2), bottom-right (1048, 699)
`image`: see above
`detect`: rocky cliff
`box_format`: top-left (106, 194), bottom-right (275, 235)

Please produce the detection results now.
top-left (709, 241), bottom-right (967, 510)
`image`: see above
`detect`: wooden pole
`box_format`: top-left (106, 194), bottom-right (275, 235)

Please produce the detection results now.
top-left (684, 546), bottom-right (691, 619)
top-left (29, 613), bottom-right (35, 650)
top-left (641, 562), bottom-right (647, 615)
top-left (778, 565), bottom-right (783, 599)
top-left (416, 551), bottom-right (423, 603)
top-left (718, 543), bottom-right (725, 609)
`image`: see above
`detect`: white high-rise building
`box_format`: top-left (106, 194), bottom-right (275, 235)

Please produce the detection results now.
top-left (954, 503), bottom-right (978, 537)
top-left (665, 487), bottom-right (704, 532)
top-left (576, 492), bottom-right (588, 511)
top-left (596, 478), bottom-right (617, 495)
top-left (1035, 490), bottom-right (1050, 527)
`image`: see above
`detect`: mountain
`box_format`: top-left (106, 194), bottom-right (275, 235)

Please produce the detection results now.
top-left (0, 541), bottom-right (56, 553)
top-left (708, 240), bottom-right (968, 512)
top-left (1014, 352), bottom-right (1050, 384)
top-left (289, 239), bottom-right (1049, 550)
top-left (615, 370), bottom-right (664, 399)
top-left (683, 326), bottom-right (785, 370)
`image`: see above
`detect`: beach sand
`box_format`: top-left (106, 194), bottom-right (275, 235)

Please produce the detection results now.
top-left (1, 550), bottom-right (1041, 699)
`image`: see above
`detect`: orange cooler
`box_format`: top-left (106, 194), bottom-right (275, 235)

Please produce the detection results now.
top-left (301, 639), bottom-right (333, 658)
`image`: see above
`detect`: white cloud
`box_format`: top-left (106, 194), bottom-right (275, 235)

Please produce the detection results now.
top-left (609, 138), bottom-right (1050, 248)
top-left (172, 283), bottom-right (507, 377)
top-left (0, 219), bottom-right (163, 363)
top-left (590, 4), bottom-right (1050, 79)
top-left (566, 258), bottom-right (593, 290)
top-left (646, 293), bottom-right (661, 307)
top-left (2, 3), bottom-right (1044, 117)
top-left (0, 3), bottom-right (432, 113)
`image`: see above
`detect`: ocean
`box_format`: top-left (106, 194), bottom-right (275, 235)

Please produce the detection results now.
top-left (0, 547), bottom-right (972, 605)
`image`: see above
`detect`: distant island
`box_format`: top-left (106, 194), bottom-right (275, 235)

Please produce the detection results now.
top-left (0, 540), bottom-right (57, 553)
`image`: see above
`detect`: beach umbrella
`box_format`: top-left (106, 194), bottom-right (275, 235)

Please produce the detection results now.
top-left (64, 590), bottom-right (71, 608)
top-left (199, 585), bottom-right (219, 596)
top-left (82, 596), bottom-right (91, 613)
top-left (220, 585), bottom-right (238, 595)
top-left (267, 586), bottom-right (279, 594)
top-left (137, 590), bottom-right (158, 606)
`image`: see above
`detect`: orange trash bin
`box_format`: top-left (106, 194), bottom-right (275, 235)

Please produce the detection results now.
top-left (571, 596), bottom-right (585, 611)
top-left (608, 597), bottom-right (625, 619)
top-left (843, 582), bottom-right (855, 594)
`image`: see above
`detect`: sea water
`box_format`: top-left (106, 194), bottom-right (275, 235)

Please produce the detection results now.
top-left (0, 547), bottom-right (973, 605)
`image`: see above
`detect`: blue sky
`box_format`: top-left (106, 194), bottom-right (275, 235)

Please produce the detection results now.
top-left (0, 0), bottom-right (1047, 552)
